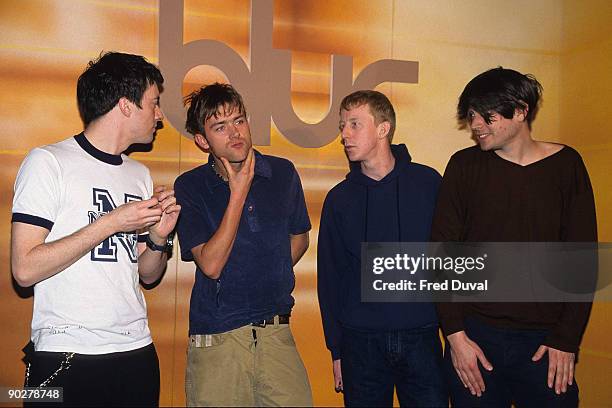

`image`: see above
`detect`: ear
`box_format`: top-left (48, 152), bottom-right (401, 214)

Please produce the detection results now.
top-left (194, 133), bottom-right (209, 150)
top-left (515, 103), bottom-right (528, 122)
top-left (118, 97), bottom-right (132, 117)
top-left (377, 121), bottom-right (391, 140)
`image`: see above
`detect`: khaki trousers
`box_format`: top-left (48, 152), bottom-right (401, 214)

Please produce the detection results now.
top-left (185, 321), bottom-right (312, 407)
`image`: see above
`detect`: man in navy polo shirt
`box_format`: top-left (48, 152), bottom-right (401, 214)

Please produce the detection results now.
top-left (174, 83), bottom-right (312, 407)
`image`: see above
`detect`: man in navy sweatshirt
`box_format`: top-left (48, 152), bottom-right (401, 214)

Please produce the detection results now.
top-left (317, 90), bottom-right (447, 406)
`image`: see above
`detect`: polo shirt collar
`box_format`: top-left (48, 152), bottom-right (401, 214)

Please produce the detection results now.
top-left (205, 149), bottom-right (271, 190)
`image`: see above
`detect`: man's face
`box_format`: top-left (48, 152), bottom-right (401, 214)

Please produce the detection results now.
top-left (339, 104), bottom-right (383, 162)
top-left (131, 83), bottom-right (163, 143)
top-left (468, 109), bottom-right (524, 151)
top-left (197, 104), bottom-right (252, 163)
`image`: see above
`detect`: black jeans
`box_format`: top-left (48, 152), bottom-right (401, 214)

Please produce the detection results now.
top-left (24, 343), bottom-right (160, 407)
top-left (445, 317), bottom-right (578, 408)
top-left (341, 324), bottom-right (448, 407)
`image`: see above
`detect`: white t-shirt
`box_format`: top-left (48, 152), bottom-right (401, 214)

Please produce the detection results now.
top-left (12, 134), bottom-right (154, 354)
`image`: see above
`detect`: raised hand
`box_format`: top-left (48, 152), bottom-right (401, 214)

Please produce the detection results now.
top-left (106, 197), bottom-right (163, 233)
top-left (149, 185), bottom-right (181, 242)
top-left (219, 148), bottom-right (255, 201)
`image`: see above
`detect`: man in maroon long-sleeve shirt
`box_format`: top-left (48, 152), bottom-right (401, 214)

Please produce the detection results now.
top-left (433, 67), bottom-right (596, 407)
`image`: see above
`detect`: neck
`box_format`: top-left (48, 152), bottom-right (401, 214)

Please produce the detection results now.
top-left (212, 156), bottom-right (245, 181)
top-left (494, 127), bottom-right (536, 165)
top-left (84, 116), bottom-right (128, 155)
top-left (360, 145), bottom-right (395, 181)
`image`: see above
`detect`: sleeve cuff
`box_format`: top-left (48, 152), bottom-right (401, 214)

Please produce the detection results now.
top-left (11, 213), bottom-right (53, 231)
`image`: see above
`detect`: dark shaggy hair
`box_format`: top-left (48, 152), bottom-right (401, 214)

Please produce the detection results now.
top-left (184, 83), bottom-right (246, 137)
top-left (458, 67), bottom-right (543, 129)
top-left (77, 51), bottom-right (163, 126)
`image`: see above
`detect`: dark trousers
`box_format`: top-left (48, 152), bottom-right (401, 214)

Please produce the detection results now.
top-left (341, 325), bottom-right (448, 407)
top-left (445, 317), bottom-right (578, 408)
top-left (24, 343), bottom-right (160, 407)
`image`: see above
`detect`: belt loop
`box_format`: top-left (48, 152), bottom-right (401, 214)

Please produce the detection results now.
top-left (274, 315), bottom-right (280, 326)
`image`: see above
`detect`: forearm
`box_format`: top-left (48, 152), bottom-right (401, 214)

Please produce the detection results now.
top-left (138, 245), bottom-right (168, 285)
top-left (290, 232), bottom-right (309, 266)
top-left (193, 194), bottom-right (246, 279)
top-left (11, 217), bottom-right (116, 287)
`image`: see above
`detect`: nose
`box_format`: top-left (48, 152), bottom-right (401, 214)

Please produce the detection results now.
top-left (155, 105), bottom-right (164, 121)
top-left (340, 128), bottom-right (351, 144)
top-left (227, 122), bottom-right (240, 138)
top-left (470, 112), bottom-right (485, 130)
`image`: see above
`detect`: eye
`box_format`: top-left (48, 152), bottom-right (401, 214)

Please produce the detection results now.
top-left (339, 123), bottom-right (345, 131)
top-left (235, 118), bottom-right (245, 125)
top-left (214, 125), bottom-right (225, 132)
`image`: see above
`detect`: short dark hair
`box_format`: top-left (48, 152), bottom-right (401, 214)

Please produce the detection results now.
top-left (457, 67), bottom-right (543, 129)
top-left (184, 83), bottom-right (247, 137)
top-left (340, 90), bottom-right (396, 141)
top-left (77, 51), bottom-right (164, 126)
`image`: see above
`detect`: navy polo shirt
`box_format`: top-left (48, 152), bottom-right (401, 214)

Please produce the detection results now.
top-left (174, 151), bottom-right (311, 335)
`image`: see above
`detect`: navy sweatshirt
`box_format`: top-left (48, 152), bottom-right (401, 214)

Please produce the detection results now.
top-left (317, 144), bottom-right (442, 360)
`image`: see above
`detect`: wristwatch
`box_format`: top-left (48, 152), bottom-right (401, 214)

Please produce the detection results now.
top-left (145, 234), bottom-right (173, 253)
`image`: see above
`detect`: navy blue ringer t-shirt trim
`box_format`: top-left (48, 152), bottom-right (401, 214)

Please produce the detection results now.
top-left (11, 213), bottom-right (54, 231)
top-left (74, 132), bottom-right (123, 165)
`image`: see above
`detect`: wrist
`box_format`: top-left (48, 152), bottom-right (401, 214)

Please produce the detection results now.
top-left (147, 231), bottom-right (167, 246)
top-left (447, 330), bottom-right (468, 347)
top-left (145, 234), bottom-right (172, 253)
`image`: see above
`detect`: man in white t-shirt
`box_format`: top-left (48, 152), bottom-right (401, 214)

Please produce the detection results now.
top-left (11, 51), bottom-right (180, 406)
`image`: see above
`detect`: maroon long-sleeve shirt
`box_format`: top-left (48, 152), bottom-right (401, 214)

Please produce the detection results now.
top-left (432, 145), bottom-right (597, 353)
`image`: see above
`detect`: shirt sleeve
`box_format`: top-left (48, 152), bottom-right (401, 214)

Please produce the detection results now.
top-left (317, 192), bottom-right (346, 360)
top-left (431, 153), bottom-right (466, 337)
top-left (544, 150), bottom-right (597, 352)
top-left (12, 148), bottom-right (61, 231)
top-left (174, 174), bottom-right (214, 262)
top-left (288, 164), bottom-right (311, 235)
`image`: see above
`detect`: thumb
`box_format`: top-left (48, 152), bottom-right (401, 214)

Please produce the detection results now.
top-left (475, 346), bottom-right (493, 371)
top-left (532, 345), bottom-right (547, 361)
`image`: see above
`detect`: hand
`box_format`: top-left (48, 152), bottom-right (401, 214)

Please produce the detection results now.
top-left (332, 359), bottom-right (343, 393)
top-left (219, 148), bottom-right (255, 200)
top-left (447, 331), bottom-right (493, 397)
top-left (106, 197), bottom-right (163, 233)
top-left (148, 186), bottom-right (181, 242)
top-left (532, 345), bottom-right (575, 394)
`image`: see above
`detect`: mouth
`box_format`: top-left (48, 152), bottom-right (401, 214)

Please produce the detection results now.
top-left (474, 133), bottom-right (491, 140)
top-left (229, 141), bottom-right (244, 149)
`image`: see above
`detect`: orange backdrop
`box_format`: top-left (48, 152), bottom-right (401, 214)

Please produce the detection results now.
top-left (1, 1), bottom-right (610, 406)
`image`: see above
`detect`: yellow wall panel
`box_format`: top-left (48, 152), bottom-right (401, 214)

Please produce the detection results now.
top-left (1, 1), bottom-right (610, 406)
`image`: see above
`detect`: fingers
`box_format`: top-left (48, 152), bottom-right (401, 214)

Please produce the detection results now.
top-left (532, 345), bottom-right (546, 362)
top-left (548, 349), bottom-right (574, 394)
top-left (450, 347), bottom-right (484, 397)
top-left (332, 359), bottom-right (343, 393)
top-left (244, 148), bottom-right (255, 173)
top-left (465, 364), bottom-right (485, 396)
top-left (558, 357), bottom-right (568, 394)
top-left (219, 157), bottom-right (230, 175)
top-left (547, 358), bottom-right (556, 390)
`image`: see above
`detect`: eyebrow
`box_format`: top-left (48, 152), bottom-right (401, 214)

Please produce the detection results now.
top-left (208, 113), bottom-right (246, 128)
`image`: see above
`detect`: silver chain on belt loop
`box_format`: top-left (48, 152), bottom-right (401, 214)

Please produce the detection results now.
top-left (25, 352), bottom-right (75, 388)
